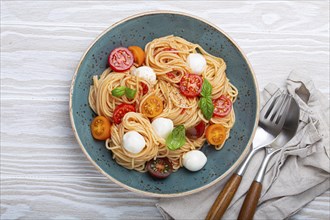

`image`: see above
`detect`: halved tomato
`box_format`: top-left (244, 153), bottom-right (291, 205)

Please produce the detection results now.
top-left (90, 116), bottom-right (111, 140)
top-left (108, 47), bottom-right (134, 72)
top-left (146, 158), bottom-right (173, 179)
top-left (206, 124), bottom-right (227, 145)
top-left (166, 72), bottom-right (176, 79)
top-left (128, 46), bottom-right (145, 66)
top-left (186, 121), bottom-right (206, 139)
top-left (140, 82), bottom-right (149, 96)
top-left (179, 74), bottom-right (203, 97)
top-left (213, 95), bottom-right (232, 118)
top-left (180, 109), bottom-right (186, 115)
top-left (113, 103), bottom-right (135, 124)
top-left (141, 95), bottom-right (163, 118)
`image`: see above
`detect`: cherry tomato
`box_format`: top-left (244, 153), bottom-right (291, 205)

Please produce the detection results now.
top-left (180, 109), bottom-right (186, 115)
top-left (179, 74), bottom-right (203, 97)
top-left (128, 46), bottom-right (145, 66)
top-left (113, 103), bottom-right (135, 124)
top-left (166, 72), bottom-right (176, 79)
top-left (206, 124), bottom-right (227, 145)
top-left (141, 95), bottom-right (163, 118)
top-left (186, 121), bottom-right (206, 139)
top-left (108, 47), bottom-right (134, 72)
top-left (213, 95), bottom-right (232, 118)
top-left (146, 158), bottom-right (173, 179)
top-left (140, 82), bottom-right (149, 96)
top-left (90, 116), bottom-right (111, 140)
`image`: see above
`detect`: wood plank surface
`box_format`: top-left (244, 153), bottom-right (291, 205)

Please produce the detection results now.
top-left (1, 1), bottom-right (329, 219)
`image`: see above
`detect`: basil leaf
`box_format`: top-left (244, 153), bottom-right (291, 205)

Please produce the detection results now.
top-left (125, 88), bottom-right (137, 99)
top-left (201, 79), bottom-right (212, 97)
top-left (111, 86), bottom-right (126, 97)
top-left (166, 125), bottom-right (186, 151)
top-left (199, 97), bottom-right (214, 120)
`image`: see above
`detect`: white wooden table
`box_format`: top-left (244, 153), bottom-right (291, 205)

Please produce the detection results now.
top-left (1, 1), bottom-right (329, 219)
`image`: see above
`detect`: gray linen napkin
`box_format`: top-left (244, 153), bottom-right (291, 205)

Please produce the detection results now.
top-left (157, 71), bottom-right (330, 220)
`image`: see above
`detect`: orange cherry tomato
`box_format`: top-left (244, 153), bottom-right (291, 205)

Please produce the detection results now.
top-left (90, 116), bottom-right (111, 140)
top-left (205, 124), bottom-right (227, 145)
top-left (141, 95), bottom-right (163, 118)
top-left (128, 46), bottom-right (145, 66)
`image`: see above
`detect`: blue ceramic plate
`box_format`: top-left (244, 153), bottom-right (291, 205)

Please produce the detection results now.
top-left (70, 11), bottom-right (259, 197)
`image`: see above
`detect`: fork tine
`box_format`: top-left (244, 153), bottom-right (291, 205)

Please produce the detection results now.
top-left (262, 91), bottom-right (282, 118)
top-left (266, 94), bottom-right (286, 120)
top-left (273, 95), bottom-right (289, 122)
top-left (274, 95), bottom-right (292, 125)
top-left (269, 94), bottom-right (288, 121)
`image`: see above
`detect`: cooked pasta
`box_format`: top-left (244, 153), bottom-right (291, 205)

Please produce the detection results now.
top-left (88, 35), bottom-right (238, 173)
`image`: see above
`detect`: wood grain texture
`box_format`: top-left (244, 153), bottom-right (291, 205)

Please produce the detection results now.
top-left (206, 174), bottom-right (242, 220)
top-left (238, 181), bottom-right (262, 220)
top-left (1, 1), bottom-right (329, 219)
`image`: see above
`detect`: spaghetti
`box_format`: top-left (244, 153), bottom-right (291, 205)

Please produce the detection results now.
top-left (89, 35), bottom-right (238, 172)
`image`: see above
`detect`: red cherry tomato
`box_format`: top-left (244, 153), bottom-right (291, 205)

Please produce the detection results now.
top-left (166, 72), bottom-right (176, 79)
top-left (186, 121), bottom-right (206, 139)
top-left (140, 82), bottom-right (149, 96)
top-left (180, 109), bottom-right (186, 115)
top-left (179, 74), bottom-right (203, 97)
top-left (213, 95), bottom-right (232, 118)
top-left (146, 158), bottom-right (173, 179)
top-left (113, 103), bottom-right (135, 124)
top-left (108, 47), bottom-right (134, 72)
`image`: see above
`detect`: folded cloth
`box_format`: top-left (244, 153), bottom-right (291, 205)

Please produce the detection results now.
top-left (156, 71), bottom-right (330, 220)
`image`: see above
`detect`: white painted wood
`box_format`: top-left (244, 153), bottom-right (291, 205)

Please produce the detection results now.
top-left (1, 1), bottom-right (329, 219)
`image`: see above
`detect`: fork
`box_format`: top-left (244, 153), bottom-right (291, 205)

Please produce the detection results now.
top-left (259, 94), bottom-right (292, 142)
top-left (238, 95), bottom-right (293, 220)
top-left (205, 93), bottom-right (292, 220)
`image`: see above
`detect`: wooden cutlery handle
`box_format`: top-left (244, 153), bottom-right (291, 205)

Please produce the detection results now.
top-left (205, 173), bottom-right (242, 220)
top-left (238, 181), bottom-right (262, 220)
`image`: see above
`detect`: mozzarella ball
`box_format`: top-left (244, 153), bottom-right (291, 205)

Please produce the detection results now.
top-left (151, 118), bottom-right (174, 139)
top-left (183, 150), bottom-right (207, 172)
top-left (132, 66), bottom-right (157, 84)
top-left (122, 131), bottom-right (146, 154)
top-left (187, 53), bottom-right (207, 74)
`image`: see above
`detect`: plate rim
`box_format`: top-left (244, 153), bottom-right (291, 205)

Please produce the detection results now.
top-left (69, 10), bottom-right (260, 197)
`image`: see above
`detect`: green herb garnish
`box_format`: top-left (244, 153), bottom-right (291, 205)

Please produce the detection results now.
top-left (125, 87), bottom-right (137, 99)
top-left (111, 86), bottom-right (126, 97)
top-left (201, 78), bottom-right (212, 97)
top-left (111, 86), bottom-right (137, 99)
top-left (199, 79), bottom-right (214, 120)
top-left (199, 97), bottom-right (215, 120)
top-left (166, 125), bottom-right (186, 151)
